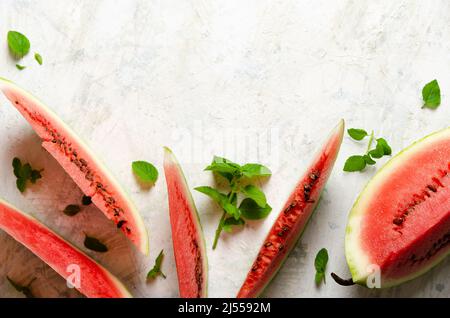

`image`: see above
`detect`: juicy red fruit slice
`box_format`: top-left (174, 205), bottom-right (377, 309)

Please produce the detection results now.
top-left (237, 120), bottom-right (344, 298)
top-left (163, 147), bottom-right (208, 298)
top-left (0, 199), bottom-right (131, 298)
top-left (0, 78), bottom-right (148, 254)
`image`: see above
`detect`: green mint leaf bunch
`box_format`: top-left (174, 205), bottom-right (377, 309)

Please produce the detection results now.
top-left (314, 248), bottom-right (329, 285)
top-left (12, 157), bottom-right (43, 192)
top-left (343, 129), bottom-right (392, 172)
top-left (195, 156), bottom-right (272, 250)
top-left (7, 31), bottom-right (44, 70)
top-left (147, 250), bottom-right (166, 280)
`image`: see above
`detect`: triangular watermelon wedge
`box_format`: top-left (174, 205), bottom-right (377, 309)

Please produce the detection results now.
top-left (0, 198), bottom-right (131, 298)
top-left (237, 120), bottom-right (344, 297)
top-left (163, 147), bottom-right (208, 298)
top-left (345, 127), bottom-right (450, 287)
top-left (0, 78), bottom-right (148, 255)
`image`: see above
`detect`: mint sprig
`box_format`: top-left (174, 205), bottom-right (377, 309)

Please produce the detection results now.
top-left (147, 249), bottom-right (166, 280)
top-left (343, 129), bottom-right (392, 172)
top-left (195, 156), bottom-right (272, 249)
top-left (12, 157), bottom-right (43, 192)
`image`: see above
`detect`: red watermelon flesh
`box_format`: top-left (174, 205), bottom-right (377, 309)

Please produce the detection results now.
top-left (163, 147), bottom-right (208, 298)
top-left (0, 78), bottom-right (148, 255)
top-left (0, 199), bottom-right (131, 298)
top-left (346, 127), bottom-right (450, 287)
top-left (237, 120), bottom-right (344, 298)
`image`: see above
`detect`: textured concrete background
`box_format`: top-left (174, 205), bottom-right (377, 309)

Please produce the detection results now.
top-left (0, 0), bottom-right (449, 297)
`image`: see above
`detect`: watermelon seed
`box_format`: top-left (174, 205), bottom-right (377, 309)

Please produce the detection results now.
top-left (264, 242), bottom-right (272, 247)
top-left (393, 217), bottom-right (404, 226)
top-left (310, 171), bottom-right (319, 180)
top-left (284, 201), bottom-right (297, 214)
top-left (278, 244), bottom-right (285, 251)
top-left (117, 220), bottom-right (126, 229)
top-left (427, 185), bottom-right (437, 192)
top-left (330, 272), bottom-right (355, 286)
top-left (251, 265), bottom-right (258, 272)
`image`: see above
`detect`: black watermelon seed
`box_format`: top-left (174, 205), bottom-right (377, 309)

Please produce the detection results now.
top-left (82, 195), bottom-right (92, 206)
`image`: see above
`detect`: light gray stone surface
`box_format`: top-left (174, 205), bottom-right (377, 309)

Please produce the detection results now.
top-left (0, 0), bottom-right (449, 297)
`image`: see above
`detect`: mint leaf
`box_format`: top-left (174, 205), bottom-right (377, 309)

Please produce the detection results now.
top-left (242, 185), bottom-right (267, 207)
top-left (12, 157), bottom-right (22, 178)
top-left (314, 248), bottom-right (328, 284)
top-left (368, 138), bottom-right (392, 159)
top-left (422, 79), bottom-right (441, 109)
top-left (16, 64), bottom-right (26, 70)
top-left (34, 52), bottom-right (43, 65)
top-left (205, 162), bottom-right (240, 174)
top-left (30, 169), bottom-right (42, 184)
top-left (132, 161), bottom-right (158, 184)
top-left (241, 163), bottom-right (271, 178)
top-left (84, 235), bottom-right (108, 253)
top-left (63, 204), bottom-right (81, 216)
top-left (195, 186), bottom-right (240, 219)
top-left (347, 128), bottom-right (368, 141)
top-left (239, 198), bottom-right (272, 220)
top-left (363, 154), bottom-right (376, 165)
top-left (7, 31), bottom-right (30, 58)
top-left (222, 217), bottom-right (245, 233)
top-left (343, 155), bottom-right (366, 172)
top-left (375, 138), bottom-right (392, 156)
top-left (16, 178), bottom-right (26, 193)
top-left (147, 249), bottom-right (166, 280)
top-left (12, 157), bottom-right (42, 192)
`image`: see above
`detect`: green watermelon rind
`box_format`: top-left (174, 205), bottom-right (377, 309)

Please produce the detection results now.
top-left (163, 147), bottom-right (208, 297)
top-left (0, 77), bottom-right (149, 255)
top-left (345, 126), bottom-right (450, 288)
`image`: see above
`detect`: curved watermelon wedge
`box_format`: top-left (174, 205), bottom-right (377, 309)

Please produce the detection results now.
top-left (0, 199), bottom-right (131, 298)
top-left (0, 78), bottom-right (148, 255)
top-left (163, 147), bottom-right (208, 298)
top-left (345, 127), bottom-right (450, 288)
top-left (237, 120), bottom-right (344, 298)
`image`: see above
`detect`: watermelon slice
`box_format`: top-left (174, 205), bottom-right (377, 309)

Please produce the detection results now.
top-left (237, 120), bottom-right (344, 298)
top-left (163, 147), bottom-right (208, 298)
top-left (0, 199), bottom-right (131, 298)
top-left (0, 78), bottom-right (148, 255)
top-left (345, 127), bottom-right (450, 288)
